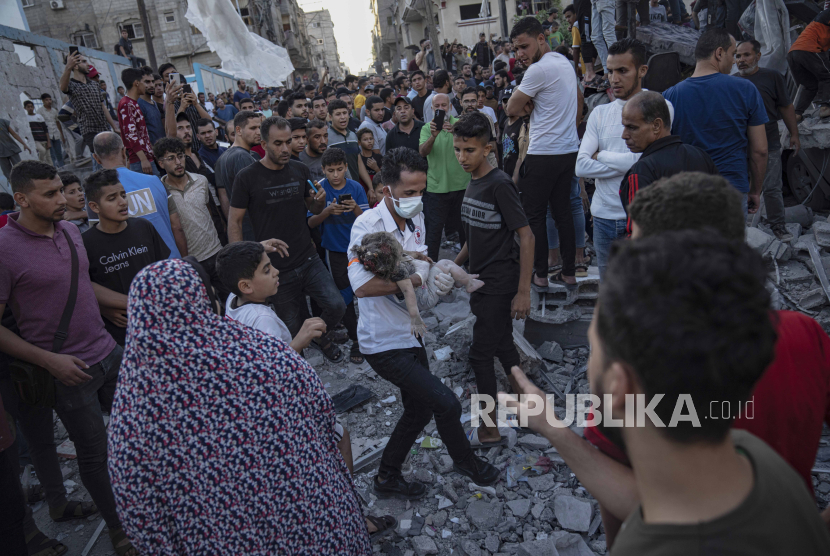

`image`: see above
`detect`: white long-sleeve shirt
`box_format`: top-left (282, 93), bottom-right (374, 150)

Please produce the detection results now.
top-left (576, 96), bottom-right (674, 221)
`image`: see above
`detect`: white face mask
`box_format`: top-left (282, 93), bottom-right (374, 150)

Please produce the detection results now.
top-left (388, 190), bottom-right (423, 219)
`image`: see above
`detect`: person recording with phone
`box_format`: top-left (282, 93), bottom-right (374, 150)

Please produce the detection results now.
top-left (418, 94), bottom-right (470, 261)
top-left (159, 63), bottom-right (211, 151)
top-left (117, 67), bottom-right (157, 175)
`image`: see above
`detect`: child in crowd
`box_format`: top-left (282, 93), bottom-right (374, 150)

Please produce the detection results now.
top-left (357, 127), bottom-right (382, 201)
top-left (352, 231), bottom-right (484, 337)
top-left (58, 170), bottom-right (90, 232)
top-left (453, 111), bottom-right (534, 448)
top-left (81, 169), bottom-right (170, 345)
top-left (216, 241), bottom-right (326, 354)
top-left (307, 147), bottom-right (369, 364)
top-left (371, 173), bottom-right (384, 208)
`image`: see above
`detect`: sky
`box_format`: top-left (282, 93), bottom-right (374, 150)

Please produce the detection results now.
top-left (298, 0), bottom-right (374, 74)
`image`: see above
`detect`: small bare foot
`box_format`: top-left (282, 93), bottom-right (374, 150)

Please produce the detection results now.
top-left (466, 278), bottom-right (485, 293)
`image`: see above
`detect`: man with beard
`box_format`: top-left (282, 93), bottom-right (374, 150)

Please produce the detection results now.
top-left (197, 118), bottom-right (227, 168)
top-left (215, 111), bottom-right (261, 242)
top-left (385, 97), bottom-right (424, 153)
top-left (576, 38), bottom-right (673, 280)
top-left (156, 137), bottom-right (226, 299)
top-left (288, 93), bottom-right (310, 120)
top-left (506, 16), bottom-right (582, 290)
top-left (228, 116), bottom-right (346, 362)
top-left (300, 119), bottom-right (344, 182)
top-left (59, 51), bottom-right (119, 167)
top-left (358, 96), bottom-right (388, 155)
top-left (138, 69), bottom-right (164, 145)
top-left (311, 95), bottom-right (328, 122)
top-left (735, 39), bottom-right (801, 242)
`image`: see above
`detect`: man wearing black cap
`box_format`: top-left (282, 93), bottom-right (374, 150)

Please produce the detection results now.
top-left (385, 97), bottom-right (424, 153)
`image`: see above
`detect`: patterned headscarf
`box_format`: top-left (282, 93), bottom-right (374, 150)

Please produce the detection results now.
top-left (108, 259), bottom-right (371, 555)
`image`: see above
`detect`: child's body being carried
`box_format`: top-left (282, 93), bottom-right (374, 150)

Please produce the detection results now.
top-left (351, 231), bottom-right (483, 337)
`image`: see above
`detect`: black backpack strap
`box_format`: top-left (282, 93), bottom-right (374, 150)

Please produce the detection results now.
top-left (52, 228), bottom-right (79, 353)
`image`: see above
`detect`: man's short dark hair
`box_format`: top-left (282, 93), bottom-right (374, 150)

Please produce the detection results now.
top-left (216, 241), bottom-right (266, 297)
top-left (158, 63), bottom-right (175, 76)
top-left (510, 16), bottom-right (545, 41)
top-left (233, 110), bottom-right (260, 131)
top-left (608, 38), bottom-right (648, 67)
top-left (153, 137), bottom-right (186, 161)
top-left (344, 74), bottom-right (358, 86)
top-left (382, 147), bottom-right (428, 189)
top-left (328, 98), bottom-right (349, 115)
top-left (140, 65), bottom-right (154, 76)
top-left (0, 192), bottom-right (14, 211)
top-left (628, 90), bottom-right (672, 128)
top-left (564, 4), bottom-right (575, 14)
top-left (57, 170), bottom-right (80, 188)
top-left (84, 168), bottom-right (121, 204)
top-left (306, 118), bottom-right (327, 132)
top-left (321, 147), bottom-right (347, 168)
top-left (260, 116), bottom-right (289, 142)
top-left (364, 95), bottom-right (384, 112)
top-left (23, 100), bottom-right (33, 108)
top-left (303, 84), bottom-right (316, 93)
top-left (322, 86), bottom-right (334, 97)
top-left (453, 111), bottom-right (491, 143)
top-left (410, 70), bottom-right (425, 80)
top-left (287, 93), bottom-right (306, 107)
top-left (494, 70), bottom-right (509, 81)
top-left (379, 87), bottom-right (394, 102)
top-left (420, 38), bottom-right (428, 46)
top-left (9, 161), bottom-right (57, 194)
top-left (695, 27), bottom-right (733, 61)
top-left (152, 73), bottom-right (162, 82)
top-left (738, 39), bottom-right (762, 53)
top-left (597, 230), bottom-right (776, 444)
top-left (395, 76), bottom-right (408, 88)
top-left (461, 86), bottom-right (478, 99)
top-left (356, 127), bottom-right (374, 142)
top-left (493, 60), bottom-right (507, 72)
top-left (358, 77), bottom-right (369, 87)
top-left (175, 112), bottom-right (190, 124)
top-left (40, 93), bottom-right (52, 101)
top-left (433, 69), bottom-right (450, 90)
top-left (239, 98), bottom-right (256, 109)
top-left (288, 117), bottom-right (307, 132)
top-left (276, 100), bottom-right (289, 118)
top-left (311, 94), bottom-right (325, 105)
top-left (196, 118), bottom-right (213, 131)
top-left (628, 172), bottom-right (745, 241)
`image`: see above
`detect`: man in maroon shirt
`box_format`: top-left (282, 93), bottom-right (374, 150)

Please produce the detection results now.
top-left (118, 67), bottom-right (156, 176)
top-left (0, 161), bottom-right (135, 555)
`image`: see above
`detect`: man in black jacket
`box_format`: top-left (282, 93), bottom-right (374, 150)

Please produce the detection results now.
top-left (620, 91), bottom-right (717, 233)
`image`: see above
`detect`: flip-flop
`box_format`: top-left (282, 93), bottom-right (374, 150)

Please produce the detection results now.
top-left (549, 270), bottom-right (578, 291)
top-left (466, 426), bottom-right (517, 449)
top-left (575, 264), bottom-right (588, 278)
top-left (367, 515), bottom-right (397, 541)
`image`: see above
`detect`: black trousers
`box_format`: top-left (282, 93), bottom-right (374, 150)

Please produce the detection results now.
top-left (0, 446), bottom-right (26, 555)
top-left (363, 347), bottom-right (473, 478)
top-left (469, 290), bottom-right (521, 405)
top-left (327, 251), bottom-right (358, 343)
top-left (519, 152), bottom-right (578, 278)
top-left (788, 50), bottom-right (830, 114)
top-left (423, 190), bottom-right (467, 262)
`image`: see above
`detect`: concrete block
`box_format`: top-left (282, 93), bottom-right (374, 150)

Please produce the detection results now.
top-left (786, 222), bottom-right (802, 240)
top-left (531, 284), bottom-right (578, 307)
top-left (800, 288), bottom-right (828, 310)
top-left (746, 227), bottom-right (774, 253)
top-left (763, 239), bottom-right (792, 262)
top-left (813, 221), bottom-right (830, 248)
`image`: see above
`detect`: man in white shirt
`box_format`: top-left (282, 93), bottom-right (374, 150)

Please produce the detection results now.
top-left (348, 148), bottom-right (500, 500)
top-left (37, 93), bottom-right (66, 168)
top-left (506, 16), bottom-right (582, 290)
top-left (357, 95), bottom-right (388, 155)
top-left (576, 38), bottom-right (674, 279)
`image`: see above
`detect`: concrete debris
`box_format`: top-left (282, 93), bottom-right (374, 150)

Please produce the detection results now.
top-left (529, 303), bottom-right (583, 325)
top-left (537, 341), bottom-right (565, 363)
top-left (303, 349), bottom-right (325, 368)
top-left (527, 473), bottom-right (558, 492)
top-left (519, 434), bottom-right (552, 451)
top-left (553, 495), bottom-right (593, 532)
top-left (554, 532), bottom-right (598, 556)
top-left (432, 301), bottom-right (472, 324)
top-left (786, 222), bottom-right (803, 240)
top-left (433, 346), bottom-right (454, 361)
top-left (812, 221), bottom-right (830, 248)
top-left (785, 205), bottom-right (813, 229)
top-left (458, 538), bottom-right (482, 556)
top-left (800, 287), bottom-right (828, 310)
top-left (513, 329), bottom-right (543, 368)
top-left (465, 500), bottom-right (503, 530)
top-left (506, 498), bottom-right (532, 518)
top-left (518, 537), bottom-right (561, 556)
top-left (746, 226), bottom-right (774, 252)
top-left (411, 535), bottom-right (439, 555)
top-left (763, 239), bottom-right (791, 262)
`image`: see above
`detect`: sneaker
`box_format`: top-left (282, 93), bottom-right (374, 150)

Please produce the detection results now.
top-left (453, 455), bottom-right (501, 486)
top-left (373, 474), bottom-right (427, 500)
top-left (771, 223), bottom-right (794, 243)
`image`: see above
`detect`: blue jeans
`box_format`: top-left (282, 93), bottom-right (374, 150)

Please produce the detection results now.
top-left (547, 176), bottom-right (587, 250)
top-left (269, 255), bottom-right (346, 337)
top-left (49, 139), bottom-right (64, 168)
top-left (129, 160), bottom-right (160, 176)
top-left (53, 344), bottom-right (123, 529)
top-left (594, 216), bottom-right (627, 280)
top-left (591, 0), bottom-right (617, 72)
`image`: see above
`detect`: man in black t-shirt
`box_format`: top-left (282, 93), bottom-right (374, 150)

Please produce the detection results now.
top-left (82, 169), bottom-right (170, 345)
top-left (229, 116), bottom-right (346, 362)
top-left (452, 112), bottom-right (533, 447)
top-left (735, 40), bottom-right (801, 243)
top-left (409, 71), bottom-right (430, 121)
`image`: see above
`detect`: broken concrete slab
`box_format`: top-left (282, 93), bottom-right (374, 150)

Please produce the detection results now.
top-left (763, 239), bottom-right (792, 262)
top-left (531, 283), bottom-right (579, 307)
top-left (529, 303), bottom-right (583, 325)
top-left (813, 221), bottom-right (830, 248)
top-left (518, 537), bottom-right (560, 556)
top-left (746, 227), bottom-right (774, 253)
top-left (537, 340), bottom-right (565, 363)
top-left (554, 532), bottom-right (597, 556)
top-left (527, 474), bottom-right (558, 492)
top-left (518, 434), bottom-right (552, 450)
top-left (525, 312), bottom-right (593, 349)
top-left (800, 287), bottom-right (828, 310)
top-left (411, 535), bottom-right (439, 555)
top-left (506, 498), bottom-right (532, 518)
top-left (514, 329), bottom-right (543, 368)
top-left (779, 261), bottom-right (815, 285)
top-left (432, 301), bottom-right (472, 324)
top-left (786, 222), bottom-right (802, 240)
top-left (465, 500), bottom-right (503, 530)
top-left (553, 495), bottom-right (592, 532)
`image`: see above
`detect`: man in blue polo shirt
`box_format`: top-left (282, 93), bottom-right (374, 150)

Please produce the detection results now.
top-left (92, 131), bottom-right (181, 258)
top-left (664, 28), bottom-right (768, 214)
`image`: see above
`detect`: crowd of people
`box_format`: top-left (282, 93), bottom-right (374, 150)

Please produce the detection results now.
top-left (1, 8), bottom-right (830, 555)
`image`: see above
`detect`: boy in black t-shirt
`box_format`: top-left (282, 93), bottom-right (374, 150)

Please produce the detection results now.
top-left (82, 169), bottom-right (170, 345)
top-left (453, 111), bottom-right (534, 448)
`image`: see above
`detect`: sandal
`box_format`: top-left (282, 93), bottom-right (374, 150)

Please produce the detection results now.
top-left (466, 426), bottom-right (517, 449)
top-left (26, 530), bottom-right (67, 556)
top-left (366, 515), bottom-right (397, 542)
top-left (349, 342), bottom-right (364, 365)
top-left (315, 332), bottom-right (343, 363)
top-left (575, 264), bottom-right (588, 278)
top-left (108, 527), bottom-right (137, 556)
top-left (549, 270), bottom-right (578, 290)
top-left (547, 262), bottom-right (562, 275)
top-left (50, 500), bottom-right (98, 522)
top-left (25, 483), bottom-right (46, 505)
top-left (330, 326), bottom-right (350, 345)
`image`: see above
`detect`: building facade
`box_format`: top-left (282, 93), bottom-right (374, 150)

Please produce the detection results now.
top-left (305, 9), bottom-right (344, 80)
